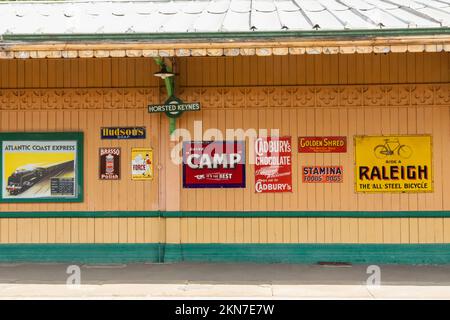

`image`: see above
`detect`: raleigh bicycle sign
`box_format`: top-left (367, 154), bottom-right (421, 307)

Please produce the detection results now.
top-left (354, 135), bottom-right (432, 193)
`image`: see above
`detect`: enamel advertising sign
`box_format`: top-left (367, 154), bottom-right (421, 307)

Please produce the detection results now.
top-left (101, 127), bottom-right (146, 140)
top-left (99, 148), bottom-right (120, 180)
top-left (355, 135), bottom-right (432, 193)
top-left (183, 141), bottom-right (245, 188)
top-left (302, 166), bottom-right (343, 183)
top-left (0, 132), bottom-right (83, 202)
top-left (254, 136), bottom-right (292, 193)
top-left (298, 136), bottom-right (347, 153)
top-left (131, 148), bottom-right (153, 180)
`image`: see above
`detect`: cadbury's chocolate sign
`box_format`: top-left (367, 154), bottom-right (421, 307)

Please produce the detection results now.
top-left (182, 141), bottom-right (245, 188)
top-left (298, 136), bottom-right (347, 153)
top-left (254, 137), bottom-right (292, 193)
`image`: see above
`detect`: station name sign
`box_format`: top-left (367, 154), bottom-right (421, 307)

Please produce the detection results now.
top-left (148, 102), bottom-right (201, 113)
top-left (148, 96), bottom-right (201, 119)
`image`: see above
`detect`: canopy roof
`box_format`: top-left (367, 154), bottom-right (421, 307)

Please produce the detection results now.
top-left (2, 0), bottom-right (450, 34)
top-left (1, 0), bottom-right (450, 58)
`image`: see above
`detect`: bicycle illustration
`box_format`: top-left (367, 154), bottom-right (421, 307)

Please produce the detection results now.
top-left (373, 138), bottom-right (413, 159)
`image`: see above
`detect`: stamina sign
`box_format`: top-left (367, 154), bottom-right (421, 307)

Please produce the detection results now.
top-left (355, 135), bottom-right (432, 193)
top-left (302, 166), bottom-right (343, 183)
top-left (182, 141), bottom-right (245, 188)
top-left (254, 136), bottom-right (292, 193)
top-left (148, 96), bottom-right (200, 119)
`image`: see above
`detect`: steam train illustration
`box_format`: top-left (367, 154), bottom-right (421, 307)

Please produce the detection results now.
top-left (6, 160), bottom-right (74, 195)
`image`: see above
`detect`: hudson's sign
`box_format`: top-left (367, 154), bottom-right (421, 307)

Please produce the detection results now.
top-left (101, 127), bottom-right (146, 140)
top-left (182, 141), bottom-right (245, 188)
top-left (298, 136), bottom-right (347, 153)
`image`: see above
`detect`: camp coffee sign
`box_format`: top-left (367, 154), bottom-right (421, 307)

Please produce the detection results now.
top-left (183, 141), bottom-right (245, 188)
top-left (355, 135), bottom-right (432, 193)
top-left (254, 136), bottom-right (292, 193)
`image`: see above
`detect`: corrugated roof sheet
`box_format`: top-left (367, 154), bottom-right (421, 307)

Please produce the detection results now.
top-left (1, 0), bottom-right (450, 35)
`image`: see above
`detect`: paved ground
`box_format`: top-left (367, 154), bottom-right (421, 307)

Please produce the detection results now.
top-left (0, 263), bottom-right (449, 299)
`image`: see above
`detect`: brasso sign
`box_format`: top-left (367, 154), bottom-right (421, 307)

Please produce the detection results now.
top-left (182, 141), bottom-right (245, 188)
top-left (254, 136), bottom-right (292, 193)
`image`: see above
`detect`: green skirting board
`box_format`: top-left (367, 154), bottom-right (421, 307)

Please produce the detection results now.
top-left (0, 243), bottom-right (449, 264)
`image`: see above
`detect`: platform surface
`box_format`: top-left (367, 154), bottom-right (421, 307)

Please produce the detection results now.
top-left (0, 263), bottom-right (449, 299)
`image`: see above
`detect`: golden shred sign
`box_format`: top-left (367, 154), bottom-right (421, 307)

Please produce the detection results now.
top-left (355, 135), bottom-right (432, 193)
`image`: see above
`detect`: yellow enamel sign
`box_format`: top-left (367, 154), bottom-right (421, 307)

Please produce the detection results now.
top-left (131, 148), bottom-right (153, 180)
top-left (355, 135), bottom-right (432, 193)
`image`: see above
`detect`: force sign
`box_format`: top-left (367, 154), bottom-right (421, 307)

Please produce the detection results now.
top-left (183, 141), bottom-right (245, 188)
top-left (131, 148), bottom-right (153, 180)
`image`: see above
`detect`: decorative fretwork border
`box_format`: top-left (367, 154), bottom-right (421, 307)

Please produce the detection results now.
top-left (0, 84), bottom-right (449, 110)
top-left (0, 88), bottom-right (160, 110)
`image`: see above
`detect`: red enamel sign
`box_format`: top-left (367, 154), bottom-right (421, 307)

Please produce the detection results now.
top-left (254, 136), bottom-right (292, 193)
top-left (298, 136), bottom-right (347, 153)
top-left (183, 141), bottom-right (246, 188)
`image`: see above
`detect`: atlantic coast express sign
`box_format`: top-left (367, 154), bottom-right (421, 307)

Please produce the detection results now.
top-left (254, 137), bottom-right (292, 193)
top-left (183, 141), bottom-right (245, 188)
top-left (355, 135), bottom-right (432, 193)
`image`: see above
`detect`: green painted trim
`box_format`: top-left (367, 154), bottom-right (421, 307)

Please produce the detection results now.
top-left (0, 243), bottom-right (449, 264)
top-left (162, 210), bottom-right (450, 218)
top-left (0, 211), bottom-right (160, 218)
top-left (3, 28), bottom-right (450, 42)
top-left (0, 243), bottom-right (163, 263)
top-left (0, 132), bottom-right (84, 203)
top-left (0, 210), bottom-right (449, 218)
top-left (165, 243), bottom-right (450, 264)
top-left (154, 57), bottom-right (177, 135)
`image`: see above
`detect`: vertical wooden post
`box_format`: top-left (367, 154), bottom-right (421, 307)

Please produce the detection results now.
top-left (154, 57), bottom-right (181, 245)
